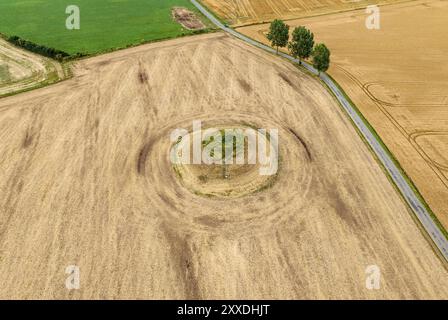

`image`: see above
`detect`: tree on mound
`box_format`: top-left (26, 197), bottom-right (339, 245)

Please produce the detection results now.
top-left (288, 26), bottom-right (314, 65)
top-left (312, 43), bottom-right (331, 75)
top-left (267, 19), bottom-right (290, 55)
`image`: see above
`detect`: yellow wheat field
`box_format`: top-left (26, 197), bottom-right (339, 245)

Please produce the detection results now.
top-left (200, 0), bottom-right (404, 26)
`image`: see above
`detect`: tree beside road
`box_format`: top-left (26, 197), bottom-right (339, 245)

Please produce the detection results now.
top-left (288, 26), bottom-right (314, 65)
top-left (267, 19), bottom-right (290, 55)
top-left (266, 21), bottom-right (330, 74)
top-left (312, 43), bottom-right (331, 75)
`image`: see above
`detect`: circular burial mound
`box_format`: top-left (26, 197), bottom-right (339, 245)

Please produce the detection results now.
top-left (171, 124), bottom-right (278, 198)
top-left (138, 113), bottom-right (313, 235)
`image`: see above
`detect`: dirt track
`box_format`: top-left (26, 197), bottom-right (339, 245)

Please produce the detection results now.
top-left (0, 32), bottom-right (447, 299)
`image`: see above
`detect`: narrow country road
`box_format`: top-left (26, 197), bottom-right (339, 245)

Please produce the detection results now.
top-left (191, 0), bottom-right (448, 261)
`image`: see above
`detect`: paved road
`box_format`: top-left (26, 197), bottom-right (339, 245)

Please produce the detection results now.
top-left (191, 0), bottom-right (448, 261)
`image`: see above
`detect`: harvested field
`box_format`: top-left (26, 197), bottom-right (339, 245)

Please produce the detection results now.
top-left (0, 39), bottom-right (66, 97)
top-left (238, 0), bottom-right (448, 230)
top-left (200, 0), bottom-right (403, 26)
top-left (0, 33), bottom-right (447, 299)
top-left (172, 7), bottom-right (206, 30)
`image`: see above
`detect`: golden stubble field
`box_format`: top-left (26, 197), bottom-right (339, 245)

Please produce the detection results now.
top-left (0, 32), bottom-right (447, 299)
top-left (200, 0), bottom-right (403, 26)
top-left (238, 0), bottom-right (448, 230)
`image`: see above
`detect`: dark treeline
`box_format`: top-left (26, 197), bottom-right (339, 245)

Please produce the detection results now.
top-left (7, 35), bottom-right (78, 61)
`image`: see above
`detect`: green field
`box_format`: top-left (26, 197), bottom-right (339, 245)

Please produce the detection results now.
top-left (0, 0), bottom-right (209, 55)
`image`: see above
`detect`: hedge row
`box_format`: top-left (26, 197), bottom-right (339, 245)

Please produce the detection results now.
top-left (7, 36), bottom-right (74, 61)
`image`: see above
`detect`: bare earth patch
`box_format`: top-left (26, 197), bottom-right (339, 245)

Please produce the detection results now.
top-left (172, 7), bottom-right (205, 30)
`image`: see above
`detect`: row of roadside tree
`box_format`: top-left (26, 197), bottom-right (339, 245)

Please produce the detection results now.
top-left (266, 20), bottom-right (330, 75)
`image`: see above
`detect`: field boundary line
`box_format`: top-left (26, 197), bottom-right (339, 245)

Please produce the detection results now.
top-left (190, 0), bottom-right (448, 262)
